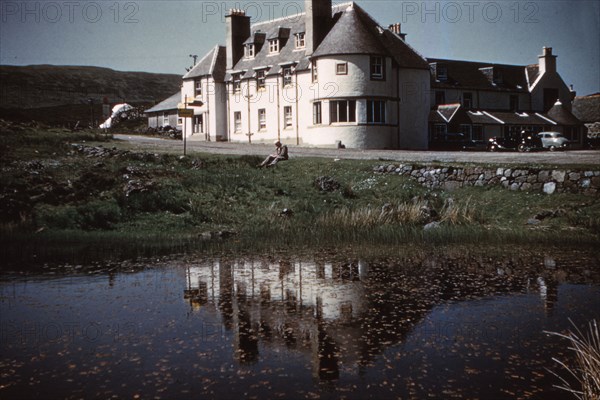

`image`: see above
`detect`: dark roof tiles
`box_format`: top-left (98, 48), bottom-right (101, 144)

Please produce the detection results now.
top-left (145, 92), bottom-right (181, 113)
top-left (183, 46), bottom-right (227, 82)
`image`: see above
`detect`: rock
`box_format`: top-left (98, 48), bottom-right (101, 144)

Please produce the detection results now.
top-left (581, 179), bottom-right (591, 188)
top-left (543, 182), bottom-right (556, 195)
top-left (551, 170), bottom-right (566, 183)
top-left (527, 218), bottom-right (541, 225)
top-left (538, 170), bottom-right (550, 182)
top-left (280, 208), bottom-right (294, 217)
top-left (423, 221), bottom-right (441, 230)
top-left (314, 176), bottom-right (341, 192)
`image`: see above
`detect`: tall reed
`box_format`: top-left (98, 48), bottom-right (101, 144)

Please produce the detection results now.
top-left (546, 319), bottom-right (600, 400)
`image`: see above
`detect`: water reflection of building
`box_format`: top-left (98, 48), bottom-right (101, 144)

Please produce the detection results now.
top-left (182, 254), bottom-right (580, 380)
top-left (184, 260), bottom-right (369, 378)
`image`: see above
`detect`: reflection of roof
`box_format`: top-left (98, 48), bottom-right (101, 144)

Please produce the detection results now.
top-left (183, 45), bottom-right (227, 82)
top-left (547, 101), bottom-right (582, 125)
top-left (145, 92), bottom-right (180, 113)
top-left (428, 58), bottom-right (529, 92)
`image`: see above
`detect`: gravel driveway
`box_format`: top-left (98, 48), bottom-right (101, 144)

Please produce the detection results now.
top-left (114, 135), bottom-right (600, 166)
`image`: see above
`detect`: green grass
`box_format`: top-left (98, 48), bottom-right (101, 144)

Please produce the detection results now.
top-left (1, 125), bottom-right (599, 260)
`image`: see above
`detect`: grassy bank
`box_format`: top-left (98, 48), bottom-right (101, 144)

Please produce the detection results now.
top-left (1, 124), bottom-right (599, 261)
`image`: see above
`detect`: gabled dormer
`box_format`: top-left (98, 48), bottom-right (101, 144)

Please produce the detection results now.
top-left (430, 62), bottom-right (448, 82)
top-left (479, 66), bottom-right (503, 85)
top-left (243, 31), bottom-right (266, 59)
top-left (267, 27), bottom-right (291, 55)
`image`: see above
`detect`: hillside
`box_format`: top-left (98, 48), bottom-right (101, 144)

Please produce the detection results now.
top-left (0, 65), bottom-right (182, 126)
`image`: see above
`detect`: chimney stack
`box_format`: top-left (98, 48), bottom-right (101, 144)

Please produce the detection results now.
top-left (226, 9), bottom-right (250, 70)
top-left (305, 0), bottom-right (332, 55)
top-left (538, 46), bottom-right (557, 74)
top-left (388, 23), bottom-right (406, 40)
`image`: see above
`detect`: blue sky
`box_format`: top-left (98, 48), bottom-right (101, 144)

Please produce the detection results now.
top-left (1, 0), bottom-right (599, 95)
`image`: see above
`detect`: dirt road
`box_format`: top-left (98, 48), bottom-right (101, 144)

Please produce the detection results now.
top-left (114, 135), bottom-right (600, 166)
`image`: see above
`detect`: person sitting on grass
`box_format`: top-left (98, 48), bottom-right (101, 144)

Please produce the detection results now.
top-left (259, 141), bottom-right (288, 168)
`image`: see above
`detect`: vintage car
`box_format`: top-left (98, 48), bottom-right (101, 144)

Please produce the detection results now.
top-left (536, 132), bottom-right (570, 151)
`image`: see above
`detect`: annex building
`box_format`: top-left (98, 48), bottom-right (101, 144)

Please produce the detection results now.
top-left (147, 0), bottom-right (584, 150)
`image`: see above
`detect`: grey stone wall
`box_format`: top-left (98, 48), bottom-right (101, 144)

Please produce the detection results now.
top-left (374, 164), bottom-right (600, 195)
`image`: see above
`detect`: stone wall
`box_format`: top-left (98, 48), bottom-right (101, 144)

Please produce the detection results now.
top-left (374, 164), bottom-right (600, 195)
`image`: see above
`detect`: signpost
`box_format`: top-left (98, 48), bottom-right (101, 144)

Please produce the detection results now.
top-left (177, 95), bottom-right (203, 156)
top-left (178, 95), bottom-right (192, 156)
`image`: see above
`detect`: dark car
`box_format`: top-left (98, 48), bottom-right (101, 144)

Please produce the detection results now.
top-left (430, 132), bottom-right (486, 151)
top-left (487, 136), bottom-right (520, 151)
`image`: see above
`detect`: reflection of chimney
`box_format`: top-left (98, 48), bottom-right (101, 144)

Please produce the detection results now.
top-left (539, 46), bottom-right (557, 74)
top-left (226, 9), bottom-right (251, 70)
top-left (305, 0), bottom-right (332, 55)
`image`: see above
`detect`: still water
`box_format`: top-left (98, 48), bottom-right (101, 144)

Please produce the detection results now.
top-left (1, 251), bottom-right (599, 399)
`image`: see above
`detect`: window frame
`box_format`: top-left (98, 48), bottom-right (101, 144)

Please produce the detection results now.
top-left (330, 100), bottom-right (356, 124)
top-left (194, 79), bottom-right (202, 97)
top-left (282, 67), bottom-right (293, 87)
top-left (268, 39), bottom-right (279, 54)
top-left (366, 100), bottom-right (386, 124)
top-left (258, 108), bottom-right (267, 131)
top-left (256, 69), bottom-right (266, 91)
top-left (463, 92), bottom-right (473, 109)
top-left (234, 111), bottom-right (242, 133)
top-left (336, 62), bottom-right (348, 75)
top-left (312, 60), bottom-right (318, 83)
top-left (245, 44), bottom-right (255, 59)
top-left (232, 73), bottom-right (241, 93)
top-left (283, 106), bottom-right (293, 128)
top-left (295, 32), bottom-right (305, 49)
top-left (370, 56), bottom-right (385, 80)
top-left (313, 102), bottom-right (322, 125)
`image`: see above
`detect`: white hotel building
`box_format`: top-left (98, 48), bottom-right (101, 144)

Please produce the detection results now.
top-left (157, 0), bottom-right (581, 150)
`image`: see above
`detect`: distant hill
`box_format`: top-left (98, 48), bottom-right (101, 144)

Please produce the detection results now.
top-left (0, 65), bottom-right (182, 126)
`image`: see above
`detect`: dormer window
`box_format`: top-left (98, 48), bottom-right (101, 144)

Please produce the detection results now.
top-left (232, 73), bottom-right (241, 92)
top-left (256, 69), bottom-right (266, 90)
top-left (268, 39), bottom-right (279, 54)
top-left (245, 44), bottom-right (255, 58)
top-left (295, 32), bottom-right (305, 49)
top-left (282, 67), bottom-right (293, 87)
top-left (437, 65), bottom-right (448, 81)
top-left (493, 68), bottom-right (503, 84)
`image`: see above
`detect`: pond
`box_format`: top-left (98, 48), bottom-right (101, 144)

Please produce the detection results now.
top-left (1, 250), bottom-right (599, 399)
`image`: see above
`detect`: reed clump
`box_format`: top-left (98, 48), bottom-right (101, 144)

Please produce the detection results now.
top-left (546, 319), bottom-right (600, 400)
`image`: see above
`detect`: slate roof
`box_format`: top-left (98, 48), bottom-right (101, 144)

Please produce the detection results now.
top-left (547, 101), bottom-right (582, 125)
top-left (183, 45), bottom-right (227, 82)
top-left (224, 2), bottom-right (428, 81)
top-left (313, 3), bottom-right (429, 69)
top-left (429, 104), bottom-right (558, 126)
top-left (145, 92), bottom-right (181, 113)
top-left (427, 59), bottom-right (529, 92)
top-left (485, 111), bottom-right (555, 125)
top-left (312, 4), bottom-right (387, 57)
top-left (227, 14), bottom-right (309, 80)
top-left (526, 64), bottom-right (540, 87)
top-left (572, 93), bottom-right (600, 123)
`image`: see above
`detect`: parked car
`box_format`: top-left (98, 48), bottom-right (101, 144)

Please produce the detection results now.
top-left (518, 133), bottom-right (545, 152)
top-left (536, 131), bottom-right (570, 151)
top-left (487, 136), bottom-right (520, 152)
top-left (430, 132), bottom-right (486, 151)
